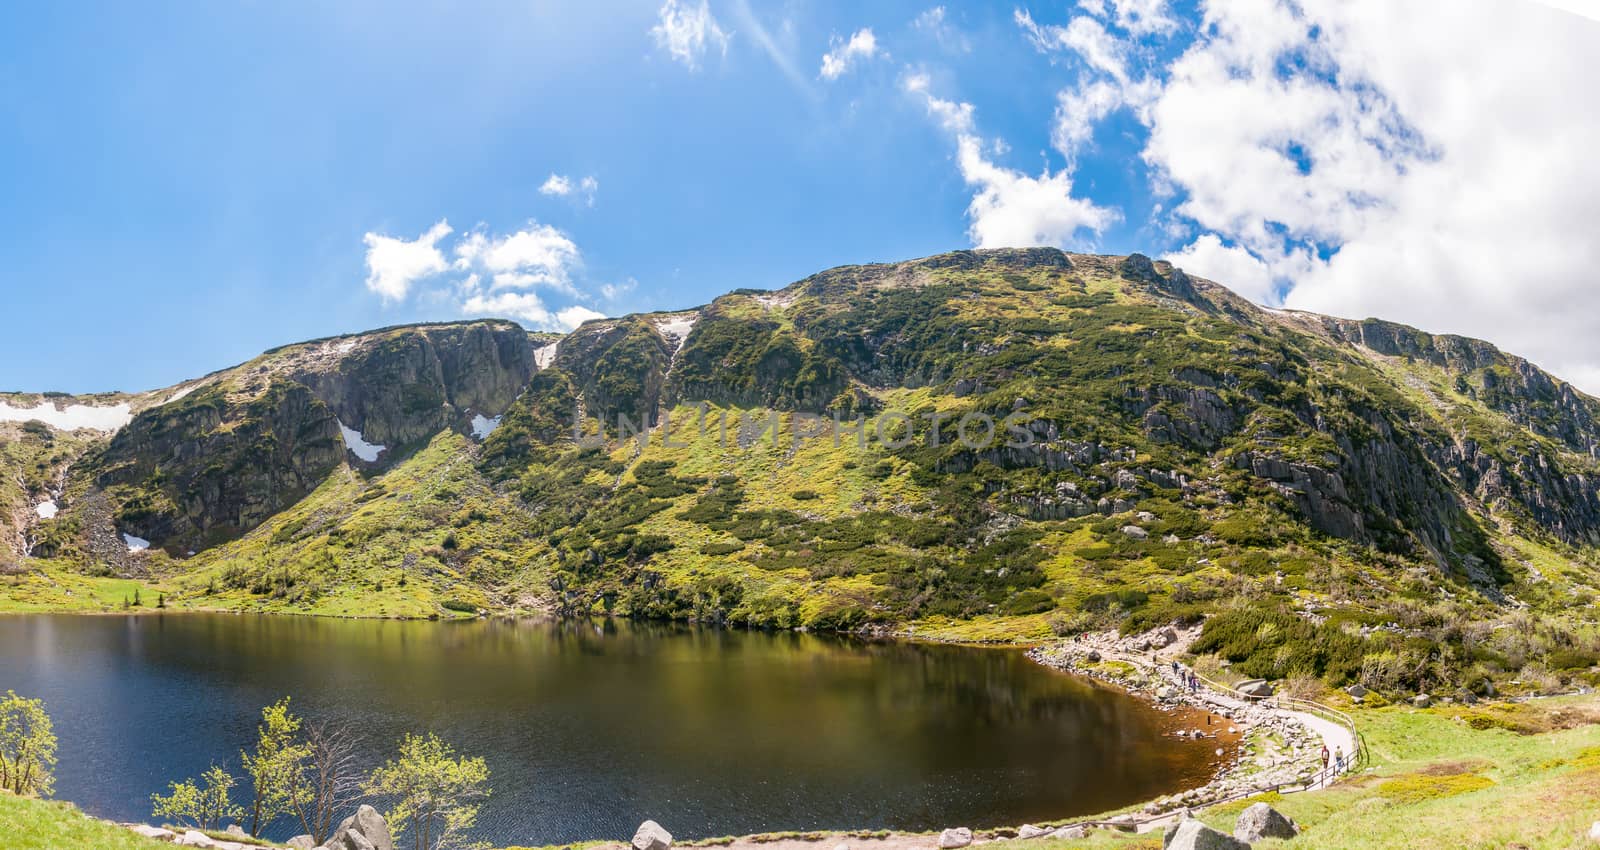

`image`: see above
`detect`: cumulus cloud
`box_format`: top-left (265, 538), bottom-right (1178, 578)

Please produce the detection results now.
top-left (459, 291), bottom-right (607, 332)
top-left (453, 223), bottom-right (582, 296)
top-left (650, 0), bottom-right (729, 71)
top-left (1137, 0), bottom-right (1600, 391)
top-left (539, 173), bottom-right (599, 205)
top-left (904, 72), bottom-right (1116, 249)
top-left (362, 220), bottom-right (452, 302)
top-left (912, 6), bottom-right (970, 52)
top-left (820, 28), bottom-right (881, 80)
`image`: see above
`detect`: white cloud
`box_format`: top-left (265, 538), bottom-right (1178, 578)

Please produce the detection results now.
top-left (539, 173), bottom-right (599, 206)
top-left (460, 291), bottom-right (606, 332)
top-left (904, 72), bottom-right (1116, 249)
top-left (362, 220), bottom-right (452, 302)
top-left (601, 278), bottom-right (639, 302)
top-left (1016, 10), bottom-right (1129, 81)
top-left (820, 28), bottom-right (881, 80)
top-left (913, 6), bottom-right (970, 52)
top-left (1134, 0), bottom-right (1600, 392)
top-left (454, 223), bottom-right (581, 294)
top-left (650, 0), bottom-right (730, 71)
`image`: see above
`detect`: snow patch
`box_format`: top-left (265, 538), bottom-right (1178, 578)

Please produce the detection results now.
top-left (753, 292), bottom-right (797, 311)
top-left (336, 340), bottom-right (358, 354)
top-left (122, 533), bottom-right (150, 553)
top-left (534, 342), bottom-right (560, 370)
top-left (470, 414), bottom-right (502, 440)
top-left (164, 384), bottom-right (198, 404)
top-left (337, 420), bottom-right (387, 462)
top-left (652, 314), bottom-right (698, 351)
top-left (34, 500), bottom-right (58, 519)
top-left (0, 400), bottom-right (133, 432)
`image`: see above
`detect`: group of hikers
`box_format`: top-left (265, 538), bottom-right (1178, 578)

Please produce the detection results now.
top-left (1169, 658), bottom-right (1200, 692)
top-left (1320, 743), bottom-right (1346, 777)
top-left (1165, 657), bottom-right (1347, 781)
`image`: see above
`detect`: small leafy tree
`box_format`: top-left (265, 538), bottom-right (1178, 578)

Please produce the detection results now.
top-left (364, 733), bottom-right (490, 850)
top-left (0, 690), bottom-right (57, 796)
top-left (241, 697), bottom-right (309, 837)
top-left (151, 764), bottom-right (243, 831)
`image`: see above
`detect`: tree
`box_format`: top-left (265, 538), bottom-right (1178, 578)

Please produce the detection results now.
top-left (241, 697), bottom-right (309, 837)
top-left (289, 719), bottom-right (364, 846)
top-left (364, 733), bottom-right (490, 850)
top-left (0, 690), bottom-right (57, 797)
top-left (151, 764), bottom-right (243, 831)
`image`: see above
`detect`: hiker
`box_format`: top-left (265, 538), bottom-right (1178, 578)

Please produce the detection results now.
top-left (1171, 659), bottom-right (1180, 676)
top-left (1320, 744), bottom-right (1329, 770)
top-left (1334, 747), bottom-right (1345, 773)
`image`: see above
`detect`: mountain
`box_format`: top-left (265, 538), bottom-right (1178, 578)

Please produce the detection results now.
top-left (5, 249), bottom-right (1599, 690)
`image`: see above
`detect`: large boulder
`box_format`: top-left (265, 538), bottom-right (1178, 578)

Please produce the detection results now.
top-left (938, 827), bottom-right (974, 849)
top-left (1162, 820), bottom-right (1251, 850)
top-left (633, 820), bottom-right (673, 850)
top-left (1048, 825), bottom-right (1087, 840)
top-left (1236, 679), bottom-right (1274, 698)
top-left (1017, 824), bottom-right (1051, 839)
top-left (1344, 684), bottom-right (1368, 698)
top-left (128, 825), bottom-right (178, 841)
top-left (287, 837), bottom-right (317, 850)
top-left (328, 805), bottom-right (395, 850)
top-left (1233, 803), bottom-right (1298, 842)
top-left (175, 832), bottom-right (213, 848)
top-left (1413, 694), bottom-right (1432, 708)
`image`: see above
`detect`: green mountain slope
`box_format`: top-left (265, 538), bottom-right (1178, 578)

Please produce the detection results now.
top-left (5, 249), bottom-right (1600, 693)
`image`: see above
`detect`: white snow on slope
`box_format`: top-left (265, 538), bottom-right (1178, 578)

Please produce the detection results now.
top-left (164, 385), bottom-right (198, 405)
top-left (337, 420), bottom-right (387, 462)
top-left (122, 533), bottom-right (150, 553)
top-left (653, 314), bottom-right (698, 352)
top-left (470, 414), bottom-right (502, 440)
top-left (0, 400), bottom-right (133, 432)
top-left (34, 500), bottom-right (57, 519)
top-left (534, 342), bottom-right (560, 370)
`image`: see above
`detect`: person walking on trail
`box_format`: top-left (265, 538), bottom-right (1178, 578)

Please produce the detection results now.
top-left (1320, 744), bottom-right (1330, 771)
top-left (1334, 747), bottom-right (1345, 774)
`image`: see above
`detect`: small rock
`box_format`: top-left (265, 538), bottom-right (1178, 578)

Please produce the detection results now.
top-left (939, 827), bottom-right (974, 849)
top-left (175, 832), bottom-right (213, 848)
top-left (1017, 825), bottom-right (1050, 840)
top-left (1344, 684), bottom-right (1368, 698)
top-left (1233, 803), bottom-right (1298, 842)
top-left (633, 820), bottom-right (674, 850)
top-left (1589, 820), bottom-right (1600, 842)
top-left (1048, 826), bottom-right (1087, 840)
top-left (129, 825), bottom-right (179, 842)
top-left (1121, 525), bottom-right (1149, 540)
top-left (287, 837), bottom-right (317, 850)
top-left (1085, 649), bottom-right (1102, 663)
top-left (1236, 679), bottom-right (1274, 698)
top-left (225, 825), bottom-right (249, 839)
top-left (1414, 694), bottom-right (1432, 708)
top-left (1162, 820), bottom-right (1250, 850)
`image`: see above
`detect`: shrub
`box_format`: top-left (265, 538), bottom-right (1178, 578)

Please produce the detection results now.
top-left (440, 599), bottom-right (478, 614)
top-left (1001, 589), bottom-right (1056, 616)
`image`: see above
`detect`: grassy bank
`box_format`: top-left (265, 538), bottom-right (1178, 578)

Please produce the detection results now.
top-left (0, 791), bottom-right (165, 850)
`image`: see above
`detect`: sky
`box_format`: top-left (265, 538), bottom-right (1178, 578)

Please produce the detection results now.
top-left (2, 0), bottom-right (1599, 395)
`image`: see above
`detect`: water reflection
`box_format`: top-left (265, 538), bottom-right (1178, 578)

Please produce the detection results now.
top-left (0, 614), bottom-right (1226, 845)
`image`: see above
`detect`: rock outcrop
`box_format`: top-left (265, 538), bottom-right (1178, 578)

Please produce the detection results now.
top-left (1233, 803), bottom-right (1297, 842)
top-left (1163, 819), bottom-right (1251, 850)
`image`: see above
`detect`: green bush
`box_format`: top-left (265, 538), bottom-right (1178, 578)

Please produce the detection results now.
top-left (1001, 589), bottom-right (1056, 616)
top-left (440, 599), bottom-right (478, 614)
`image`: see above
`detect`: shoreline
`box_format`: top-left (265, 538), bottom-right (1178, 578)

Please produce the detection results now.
top-left (3, 609), bottom-right (1323, 849)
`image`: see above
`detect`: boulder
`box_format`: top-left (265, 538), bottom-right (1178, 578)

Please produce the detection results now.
top-left (1413, 693), bottom-right (1432, 708)
top-left (939, 827), bottom-right (974, 849)
top-left (175, 832), bottom-right (213, 848)
top-left (1157, 685), bottom-right (1178, 700)
top-left (1162, 820), bottom-right (1251, 850)
top-left (1017, 824), bottom-right (1050, 839)
top-left (1048, 826), bottom-right (1087, 840)
top-left (328, 805), bottom-right (394, 850)
top-left (1344, 684), bottom-right (1368, 698)
top-left (128, 825), bottom-right (179, 841)
top-left (1233, 803), bottom-right (1298, 842)
top-left (1237, 679), bottom-right (1274, 698)
top-left (225, 825), bottom-right (250, 839)
top-left (633, 820), bottom-right (674, 850)
top-left (287, 837), bottom-right (317, 850)
top-left (1588, 820), bottom-right (1600, 842)
top-left (1121, 525), bottom-right (1149, 540)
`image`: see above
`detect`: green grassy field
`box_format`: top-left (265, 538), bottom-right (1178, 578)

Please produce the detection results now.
top-left (0, 791), bottom-right (167, 850)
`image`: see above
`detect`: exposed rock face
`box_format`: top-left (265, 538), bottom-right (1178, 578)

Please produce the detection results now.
top-left (81, 321), bottom-right (535, 553)
top-left (632, 820), bottom-right (673, 850)
top-left (1163, 819), bottom-right (1251, 850)
top-left (1233, 803), bottom-right (1298, 842)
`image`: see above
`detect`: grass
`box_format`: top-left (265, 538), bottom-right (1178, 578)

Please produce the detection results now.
top-left (0, 791), bottom-right (168, 850)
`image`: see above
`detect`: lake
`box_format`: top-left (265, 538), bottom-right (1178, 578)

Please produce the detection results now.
top-left (0, 614), bottom-right (1228, 846)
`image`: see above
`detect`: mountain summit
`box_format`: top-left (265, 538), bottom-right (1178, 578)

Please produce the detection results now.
top-left (4, 249), bottom-right (1599, 688)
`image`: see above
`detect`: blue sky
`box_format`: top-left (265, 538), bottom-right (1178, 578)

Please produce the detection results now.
top-left (3, 0), bottom-right (1599, 394)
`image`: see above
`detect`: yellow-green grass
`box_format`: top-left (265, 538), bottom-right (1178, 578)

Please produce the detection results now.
top-left (0, 791), bottom-right (167, 850)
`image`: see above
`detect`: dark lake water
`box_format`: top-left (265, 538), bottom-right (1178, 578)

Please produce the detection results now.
top-left (0, 614), bottom-right (1227, 846)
